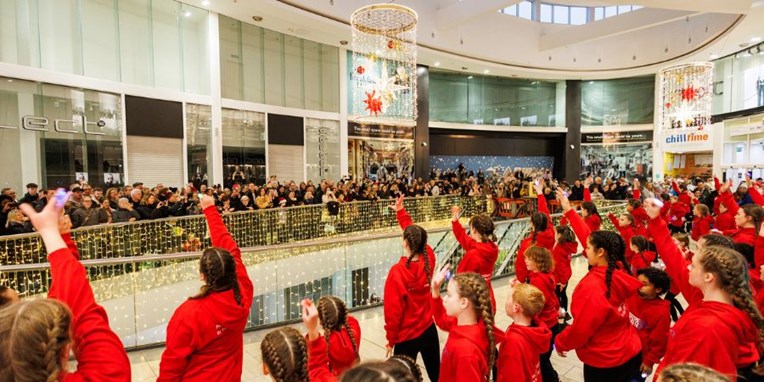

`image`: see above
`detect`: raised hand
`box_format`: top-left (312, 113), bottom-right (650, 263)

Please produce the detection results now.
top-left (431, 263), bottom-right (451, 297)
top-left (301, 298), bottom-right (320, 341)
top-left (534, 178), bottom-right (544, 195)
top-left (19, 189), bottom-right (70, 234)
top-left (584, 176), bottom-right (593, 188)
top-left (720, 179), bottom-right (732, 194)
top-left (450, 205), bottom-right (461, 222)
top-left (643, 198), bottom-right (662, 220)
top-left (391, 194), bottom-right (404, 212)
top-left (555, 188), bottom-right (572, 213)
top-left (200, 194), bottom-right (215, 210)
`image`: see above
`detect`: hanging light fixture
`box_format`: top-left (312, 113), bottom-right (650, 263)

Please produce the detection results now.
top-left (350, 4), bottom-right (418, 123)
top-left (658, 63), bottom-right (714, 131)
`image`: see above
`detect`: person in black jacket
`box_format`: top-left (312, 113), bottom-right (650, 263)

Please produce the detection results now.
top-left (18, 183), bottom-right (39, 205)
top-left (70, 196), bottom-right (109, 228)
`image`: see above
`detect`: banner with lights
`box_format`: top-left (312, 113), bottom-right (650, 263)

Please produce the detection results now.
top-left (350, 4), bottom-right (417, 124)
top-left (657, 63), bottom-right (714, 153)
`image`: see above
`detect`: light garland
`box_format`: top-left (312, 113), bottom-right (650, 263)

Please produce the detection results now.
top-left (350, 4), bottom-right (418, 123)
top-left (658, 63), bottom-right (714, 131)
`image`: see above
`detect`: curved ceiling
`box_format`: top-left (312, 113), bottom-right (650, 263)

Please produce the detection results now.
top-left (186, 0), bottom-right (764, 79)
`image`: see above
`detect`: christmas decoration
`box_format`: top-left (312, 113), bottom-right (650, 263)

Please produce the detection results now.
top-left (356, 66), bottom-right (365, 75)
top-left (363, 90), bottom-right (383, 116)
top-left (658, 63), bottom-right (713, 130)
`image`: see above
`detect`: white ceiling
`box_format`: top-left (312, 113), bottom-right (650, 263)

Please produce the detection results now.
top-left (184, 0), bottom-right (764, 79)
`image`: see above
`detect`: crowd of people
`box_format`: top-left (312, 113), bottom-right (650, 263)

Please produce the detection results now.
top-left (1, 166), bottom-right (763, 381)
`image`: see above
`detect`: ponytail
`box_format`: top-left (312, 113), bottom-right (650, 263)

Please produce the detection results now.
top-left (589, 231), bottom-right (630, 298)
top-left (403, 225), bottom-right (432, 284)
top-left (452, 273), bottom-right (495, 378)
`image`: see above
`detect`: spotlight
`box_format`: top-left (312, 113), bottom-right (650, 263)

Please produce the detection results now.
top-left (252, 16), bottom-right (263, 22)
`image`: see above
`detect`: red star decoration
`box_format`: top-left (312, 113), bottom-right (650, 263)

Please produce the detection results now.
top-left (665, 102), bottom-right (671, 109)
top-left (363, 90), bottom-right (382, 116)
top-left (356, 66), bottom-right (365, 75)
top-left (680, 86), bottom-right (697, 101)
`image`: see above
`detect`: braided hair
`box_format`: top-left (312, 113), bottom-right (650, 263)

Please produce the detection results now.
top-left (740, 204), bottom-right (763, 231)
top-left (554, 225), bottom-right (576, 245)
top-left (340, 361), bottom-right (417, 382)
top-left (659, 363), bottom-right (730, 382)
top-left (0, 286), bottom-right (14, 308)
top-left (191, 247), bottom-right (242, 306)
top-left (317, 296), bottom-right (358, 372)
top-left (589, 231), bottom-right (630, 298)
top-left (452, 273), bottom-right (495, 379)
top-left (581, 201), bottom-right (600, 219)
top-left (699, 246), bottom-right (764, 373)
top-left (0, 299), bottom-right (72, 382)
top-left (468, 214), bottom-right (497, 242)
top-left (403, 225), bottom-right (432, 284)
top-left (260, 327), bottom-right (309, 382)
top-left (387, 355), bottom-right (423, 382)
top-left (529, 212), bottom-right (548, 244)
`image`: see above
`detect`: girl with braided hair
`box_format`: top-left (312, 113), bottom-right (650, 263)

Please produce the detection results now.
top-left (0, 191), bottom-right (130, 382)
top-left (607, 211), bottom-right (638, 262)
top-left (450, 205), bottom-right (499, 313)
top-left (524, 246), bottom-right (561, 382)
top-left (553, 225), bottom-right (578, 314)
top-left (430, 266), bottom-right (501, 382)
top-left (316, 296), bottom-right (361, 376)
top-left (385, 195), bottom-right (440, 381)
top-left (718, 180), bottom-right (762, 247)
top-left (387, 354), bottom-right (424, 382)
top-left (515, 179), bottom-right (556, 284)
top-left (158, 194), bottom-right (254, 381)
top-left (554, 189), bottom-right (644, 382)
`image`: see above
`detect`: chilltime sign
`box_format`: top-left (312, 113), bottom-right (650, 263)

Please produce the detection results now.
top-left (0, 115), bottom-right (106, 135)
top-left (661, 130), bottom-right (713, 152)
top-left (664, 132), bottom-right (709, 143)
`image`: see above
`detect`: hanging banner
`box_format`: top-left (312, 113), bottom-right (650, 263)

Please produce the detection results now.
top-left (347, 122), bottom-right (414, 139)
top-left (581, 130), bottom-right (653, 144)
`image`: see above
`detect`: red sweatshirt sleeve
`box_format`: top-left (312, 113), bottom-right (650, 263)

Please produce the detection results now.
top-left (607, 213), bottom-right (620, 230)
top-left (643, 306), bottom-right (670, 368)
top-left (671, 181), bottom-right (681, 195)
top-left (396, 208), bottom-right (414, 230)
top-left (584, 188), bottom-right (591, 202)
top-left (383, 269), bottom-right (404, 346)
top-left (565, 209), bottom-right (591, 251)
top-left (158, 304), bottom-right (197, 381)
top-left (308, 336), bottom-right (339, 382)
top-left (633, 188), bottom-right (641, 200)
top-left (514, 240), bottom-right (529, 283)
top-left (714, 177), bottom-right (722, 192)
top-left (62, 233), bottom-right (81, 260)
top-left (655, 322), bottom-right (738, 381)
top-left (719, 191), bottom-right (740, 217)
top-left (648, 217), bottom-right (703, 306)
top-left (47, 248), bottom-right (130, 382)
top-left (432, 295), bottom-right (457, 332)
top-left (755, 236), bottom-right (764, 269)
top-left (537, 194), bottom-right (550, 216)
top-left (453, 353), bottom-right (487, 381)
top-left (452, 220), bottom-right (476, 252)
top-left (203, 206), bottom-right (254, 308)
top-left (554, 288), bottom-right (610, 352)
top-left (691, 218), bottom-right (710, 242)
top-left (749, 188), bottom-right (764, 206)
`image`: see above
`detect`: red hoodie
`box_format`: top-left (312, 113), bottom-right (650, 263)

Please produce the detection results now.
top-left (308, 336), bottom-right (338, 382)
top-left (626, 296), bottom-right (670, 369)
top-left (585, 214), bottom-right (602, 233)
top-left (668, 201), bottom-right (689, 228)
top-left (552, 241), bottom-right (578, 285)
top-left (432, 296), bottom-right (498, 382)
top-left (654, 301), bottom-right (759, 382)
top-left (453, 220), bottom-right (499, 313)
top-left (497, 321), bottom-right (552, 382)
top-left (715, 211), bottom-right (737, 232)
top-left (608, 213), bottom-right (636, 261)
top-left (325, 316), bottom-right (361, 376)
top-left (631, 206), bottom-right (650, 233)
top-left (554, 267), bottom-right (643, 368)
top-left (528, 271), bottom-right (560, 329)
top-left (629, 250), bottom-right (656, 273)
top-left (756, 236), bottom-right (764, 269)
top-left (50, 236), bottom-right (131, 382)
top-left (723, 227), bottom-right (757, 247)
top-left (158, 206), bottom-right (255, 382)
top-left (384, 209), bottom-right (437, 347)
top-left (516, 194), bottom-right (556, 283)
top-left (672, 182), bottom-right (693, 206)
top-left (691, 215), bottom-right (714, 241)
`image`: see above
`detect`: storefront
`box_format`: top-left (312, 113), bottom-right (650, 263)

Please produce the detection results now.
top-left (347, 122), bottom-right (414, 181)
top-left (656, 127), bottom-right (714, 179)
top-left (720, 113), bottom-right (764, 181)
top-left (580, 130), bottom-right (653, 180)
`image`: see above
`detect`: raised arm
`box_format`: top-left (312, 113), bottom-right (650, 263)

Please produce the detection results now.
top-left (431, 265), bottom-right (457, 331)
top-left (202, 196), bottom-right (254, 306)
top-left (749, 184), bottom-right (764, 206)
top-left (450, 205), bottom-right (476, 251)
top-left (557, 189), bottom-right (590, 248)
top-left (583, 177), bottom-right (593, 201)
top-left (718, 181), bottom-right (740, 217)
top-left (392, 195), bottom-right (414, 230)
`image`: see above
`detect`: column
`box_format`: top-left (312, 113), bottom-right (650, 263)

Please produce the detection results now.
top-left (415, 65), bottom-right (430, 179)
top-left (564, 80), bottom-right (582, 182)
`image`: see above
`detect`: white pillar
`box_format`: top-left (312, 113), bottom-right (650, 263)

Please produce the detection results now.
top-left (208, 12), bottom-right (224, 187)
top-left (339, 47), bottom-right (349, 177)
top-left (18, 93), bottom-right (40, 187)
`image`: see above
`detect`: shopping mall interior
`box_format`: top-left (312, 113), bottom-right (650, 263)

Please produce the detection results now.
top-left (1, 0), bottom-right (764, 381)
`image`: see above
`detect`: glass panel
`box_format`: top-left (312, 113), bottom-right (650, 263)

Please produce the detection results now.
top-left (38, 0), bottom-right (82, 75)
top-left (263, 29), bottom-right (285, 106)
top-left (284, 35), bottom-right (304, 109)
top-left (241, 22), bottom-right (265, 104)
top-left (553, 5), bottom-right (569, 24)
top-left (581, 76), bottom-right (655, 126)
top-left (540, 4), bottom-right (552, 23)
top-left (81, 0), bottom-right (120, 81)
top-left (186, 104), bottom-right (212, 186)
top-left (321, 45), bottom-right (339, 113)
top-left (504, 5), bottom-right (517, 16)
top-left (605, 6), bottom-right (617, 17)
top-left (119, 0), bottom-right (153, 86)
top-left (518, 1), bottom-right (533, 19)
top-left (594, 7), bottom-right (604, 20)
top-left (305, 118), bottom-right (340, 184)
top-left (303, 41), bottom-right (322, 111)
top-left (221, 108), bottom-right (266, 187)
top-left (152, 0), bottom-right (182, 90)
top-left (618, 5), bottom-right (632, 14)
top-left (180, 3), bottom-right (210, 95)
top-left (219, 15), bottom-right (243, 100)
top-left (570, 7), bottom-right (587, 25)
top-left (0, 0), bottom-right (20, 65)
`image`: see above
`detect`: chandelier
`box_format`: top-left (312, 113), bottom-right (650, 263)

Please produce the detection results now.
top-left (658, 63), bottom-right (714, 131)
top-left (350, 4), bottom-right (418, 124)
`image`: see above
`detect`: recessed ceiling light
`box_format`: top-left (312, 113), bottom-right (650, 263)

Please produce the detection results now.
top-left (183, 10), bottom-right (191, 17)
top-left (252, 16), bottom-right (263, 22)
top-left (589, 81), bottom-right (594, 84)
top-left (483, 69), bottom-right (490, 74)
top-left (468, 76), bottom-right (474, 79)
top-left (202, 0), bottom-right (210, 5)
top-left (6, 79), bottom-right (13, 83)
top-left (433, 62), bottom-right (440, 66)
top-left (752, 37), bottom-right (762, 42)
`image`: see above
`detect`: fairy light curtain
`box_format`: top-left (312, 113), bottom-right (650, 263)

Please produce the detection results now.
top-left (658, 63), bottom-right (714, 131)
top-left (350, 4), bottom-right (418, 123)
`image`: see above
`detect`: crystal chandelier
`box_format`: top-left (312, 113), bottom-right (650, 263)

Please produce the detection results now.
top-left (658, 63), bottom-right (714, 131)
top-left (350, 4), bottom-right (418, 124)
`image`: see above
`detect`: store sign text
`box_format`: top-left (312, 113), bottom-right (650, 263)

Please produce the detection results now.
top-left (664, 132), bottom-right (709, 144)
top-left (0, 115), bottom-right (106, 135)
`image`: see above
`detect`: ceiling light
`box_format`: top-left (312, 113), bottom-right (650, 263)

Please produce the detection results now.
top-left (339, 40), bottom-right (348, 45)
top-left (752, 37), bottom-right (762, 42)
top-left (433, 62), bottom-right (440, 66)
top-left (202, 0), bottom-right (210, 5)
top-left (709, 54), bottom-right (719, 59)
top-left (183, 10), bottom-right (191, 17)
top-left (468, 76), bottom-right (473, 79)
top-left (252, 16), bottom-right (263, 22)
top-left (483, 69), bottom-right (490, 74)
top-left (589, 81), bottom-right (594, 84)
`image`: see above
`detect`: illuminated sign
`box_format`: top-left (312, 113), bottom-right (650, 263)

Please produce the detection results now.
top-left (0, 115), bottom-right (106, 135)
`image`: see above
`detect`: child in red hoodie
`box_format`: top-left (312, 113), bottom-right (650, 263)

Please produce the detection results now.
top-left (497, 282), bottom-right (552, 382)
top-left (525, 246), bottom-right (562, 382)
top-left (608, 212), bottom-right (637, 262)
top-left (626, 267), bottom-right (671, 380)
top-left (715, 202), bottom-right (737, 232)
top-left (431, 267), bottom-right (499, 382)
top-left (451, 206), bottom-right (499, 313)
top-left (629, 235), bottom-right (656, 273)
top-left (717, 180), bottom-right (761, 247)
top-left (317, 296), bottom-right (361, 376)
top-left (2, 193), bottom-right (130, 382)
top-left (516, 180), bottom-right (557, 284)
top-left (385, 196), bottom-right (440, 381)
top-left (691, 204), bottom-right (714, 242)
top-left (667, 195), bottom-right (690, 234)
top-left (159, 195), bottom-right (254, 382)
top-left (553, 225), bottom-right (578, 315)
top-left (554, 189), bottom-right (644, 382)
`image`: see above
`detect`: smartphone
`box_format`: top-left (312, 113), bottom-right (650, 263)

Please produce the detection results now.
top-left (54, 189), bottom-right (68, 208)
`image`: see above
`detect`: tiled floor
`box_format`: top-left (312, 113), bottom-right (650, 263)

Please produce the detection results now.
top-left (127, 256), bottom-right (653, 382)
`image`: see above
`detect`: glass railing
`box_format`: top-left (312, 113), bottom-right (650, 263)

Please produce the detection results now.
top-left (1, 200), bottom-right (626, 349)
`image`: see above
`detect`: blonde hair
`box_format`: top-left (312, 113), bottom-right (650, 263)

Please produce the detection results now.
top-left (511, 283), bottom-right (546, 317)
top-left (0, 299), bottom-right (72, 382)
top-left (525, 246), bottom-right (555, 273)
top-left (5, 209), bottom-right (24, 226)
top-left (452, 273), bottom-right (495, 378)
top-left (658, 363), bottom-right (729, 382)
